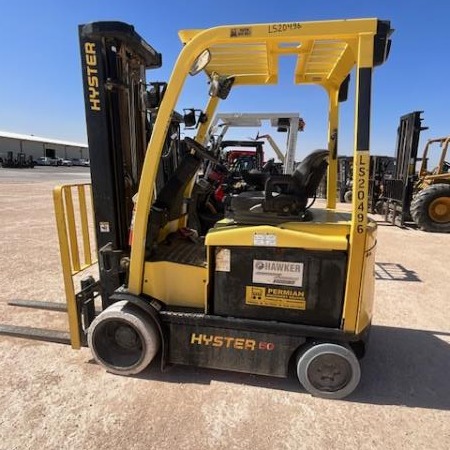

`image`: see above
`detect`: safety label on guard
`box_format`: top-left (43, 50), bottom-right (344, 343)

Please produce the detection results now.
top-left (252, 259), bottom-right (304, 287)
top-left (245, 286), bottom-right (306, 310)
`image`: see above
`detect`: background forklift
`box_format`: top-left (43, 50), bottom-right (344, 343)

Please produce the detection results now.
top-left (207, 112), bottom-right (306, 172)
top-left (0, 151), bottom-right (35, 168)
top-left (380, 111), bottom-right (450, 232)
top-left (198, 112), bottom-right (306, 206)
top-left (337, 155), bottom-right (395, 209)
top-left (0, 19), bottom-right (393, 399)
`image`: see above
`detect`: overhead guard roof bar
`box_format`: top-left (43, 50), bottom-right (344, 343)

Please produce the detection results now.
top-left (179, 19), bottom-right (392, 90)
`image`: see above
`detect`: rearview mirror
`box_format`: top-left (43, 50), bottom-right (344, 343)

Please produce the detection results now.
top-left (183, 109), bottom-right (197, 128)
top-left (183, 108), bottom-right (208, 128)
top-left (189, 49), bottom-right (211, 76)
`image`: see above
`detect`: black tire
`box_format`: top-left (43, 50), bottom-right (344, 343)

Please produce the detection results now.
top-left (88, 301), bottom-right (161, 375)
top-left (343, 190), bottom-right (352, 203)
top-left (296, 343), bottom-right (361, 399)
top-left (410, 183), bottom-right (450, 232)
top-left (374, 200), bottom-right (386, 215)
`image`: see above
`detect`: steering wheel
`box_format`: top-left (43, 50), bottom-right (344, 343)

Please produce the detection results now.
top-left (184, 137), bottom-right (220, 164)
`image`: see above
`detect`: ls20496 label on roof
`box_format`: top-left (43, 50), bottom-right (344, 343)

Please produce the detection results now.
top-left (268, 23), bottom-right (302, 34)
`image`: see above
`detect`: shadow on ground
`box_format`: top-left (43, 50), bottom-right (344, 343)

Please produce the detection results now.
top-left (375, 262), bottom-right (421, 281)
top-left (372, 214), bottom-right (420, 231)
top-left (135, 325), bottom-right (450, 410)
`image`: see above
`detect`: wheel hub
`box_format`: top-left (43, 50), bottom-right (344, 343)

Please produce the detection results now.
top-left (115, 325), bottom-right (139, 350)
top-left (428, 197), bottom-right (450, 223)
top-left (92, 319), bottom-right (144, 368)
top-left (307, 354), bottom-right (352, 392)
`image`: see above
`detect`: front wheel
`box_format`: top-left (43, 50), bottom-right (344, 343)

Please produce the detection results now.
top-left (88, 301), bottom-right (161, 375)
top-left (410, 184), bottom-right (450, 232)
top-left (296, 343), bottom-right (361, 399)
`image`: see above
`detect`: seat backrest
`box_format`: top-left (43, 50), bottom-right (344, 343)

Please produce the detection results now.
top-left (292, 149), bottom-right (329, 197)
top-left (146, 152), bottom-right (202, 255)
top-left (154, 153), bottom-right (202, 220)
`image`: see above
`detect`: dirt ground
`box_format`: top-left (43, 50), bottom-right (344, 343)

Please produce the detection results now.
top-left (0, 167), bottom-right (449, 450)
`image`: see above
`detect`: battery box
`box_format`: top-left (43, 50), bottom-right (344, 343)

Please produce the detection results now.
top-left (212, 246), bottom-right (347, 327)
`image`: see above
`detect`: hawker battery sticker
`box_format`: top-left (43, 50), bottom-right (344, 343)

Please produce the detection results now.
top-left (253, 233), bottom-right (277, 247)
top-left (245, 286), bottom-right (306, 310)
top-left (215, 248), bottom-right (231, 272)
top-left (252, 259), bottom-right (304, 286)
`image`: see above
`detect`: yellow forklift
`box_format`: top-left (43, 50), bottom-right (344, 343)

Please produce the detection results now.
top-left (0, 19), bottom-right (392, 399)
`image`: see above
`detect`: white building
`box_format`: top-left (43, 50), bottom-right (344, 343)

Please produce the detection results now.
top-left (0, 131), bottom-right (89, 162)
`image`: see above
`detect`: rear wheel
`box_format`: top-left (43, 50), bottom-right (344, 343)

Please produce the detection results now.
top-left (88, 301), bottom-right (161, 375)
top-left (410, 184), bottom-right (450, 232)
top-left (296, 343), bottom-right (361, 399)
top-left (374, 200), bottom-right (386, 215)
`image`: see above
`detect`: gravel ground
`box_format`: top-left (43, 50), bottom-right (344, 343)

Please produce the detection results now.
top-left (0, 167), bottom-right (449, 450)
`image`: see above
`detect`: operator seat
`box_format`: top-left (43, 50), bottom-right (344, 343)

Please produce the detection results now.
top-left (227, 149), bottom-right (329, 224)
top-left (145, 149), bottom-right (203, 257)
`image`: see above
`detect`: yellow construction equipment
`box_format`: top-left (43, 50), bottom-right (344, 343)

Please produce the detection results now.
top-left (411, 136), bottom-right (450, 231)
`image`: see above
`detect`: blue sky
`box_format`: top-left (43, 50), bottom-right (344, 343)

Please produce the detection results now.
top-left (1, 1), bottom-right (449, 160)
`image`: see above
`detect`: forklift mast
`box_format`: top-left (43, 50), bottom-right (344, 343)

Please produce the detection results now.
top-left (78, 22), bottom-right (162, 303)
top-left (382, 111), bottom-right (427, 224)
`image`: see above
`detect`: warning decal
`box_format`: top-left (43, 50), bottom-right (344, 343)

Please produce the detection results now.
top-left (253, 233), bottom-right (277, 247)
top-left (252, 259), bottom-right (304, 287)
top-left (215, 248), bottom-right (231, 272)
top-left (245, 286), bottom-right (306, 310)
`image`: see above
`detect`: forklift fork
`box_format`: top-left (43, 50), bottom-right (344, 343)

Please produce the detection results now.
top-left (0, 184), bottom-right (100, 347)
